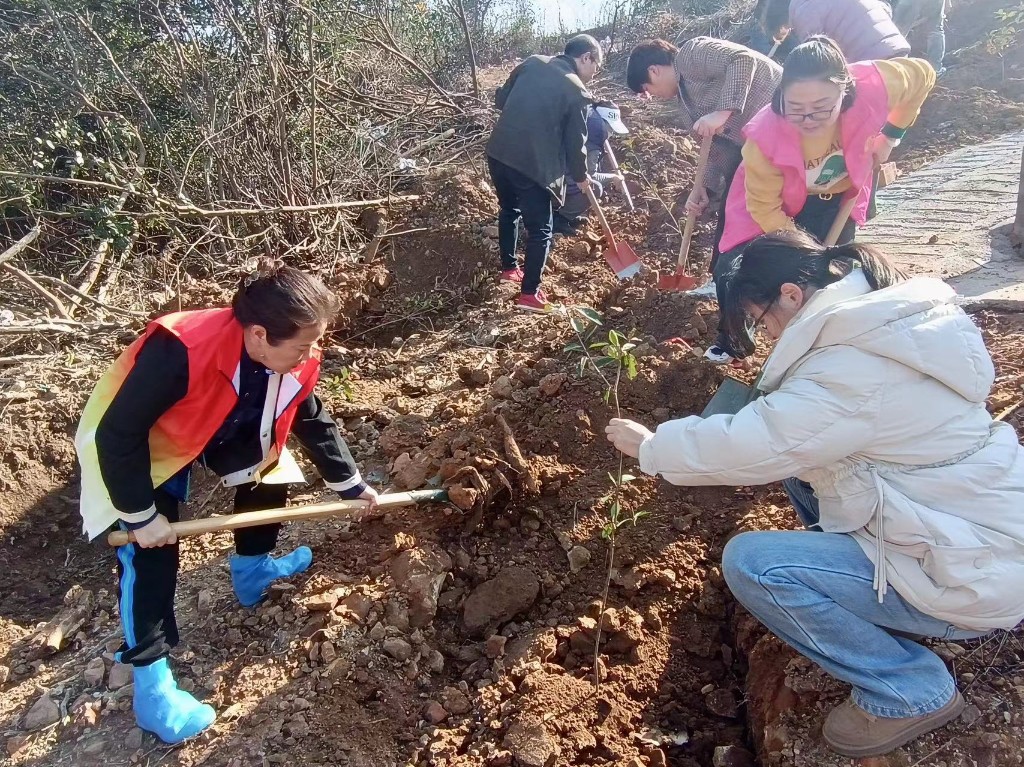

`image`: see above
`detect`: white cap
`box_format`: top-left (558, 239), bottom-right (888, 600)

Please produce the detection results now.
top-left (595, 103), bottom-right (628, 134)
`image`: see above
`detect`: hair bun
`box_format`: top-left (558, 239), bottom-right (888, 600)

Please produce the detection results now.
top-left (241, 257), bottom-right (286, 288)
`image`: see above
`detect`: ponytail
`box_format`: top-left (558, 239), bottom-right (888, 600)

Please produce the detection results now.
top-left (718, 231), bottom-right (906, 357)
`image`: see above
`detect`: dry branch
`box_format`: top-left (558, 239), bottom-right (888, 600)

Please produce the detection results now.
top-left (1, 264), bottom-right (73, 319)
top-left (0, 227), bottom-right (41, 268)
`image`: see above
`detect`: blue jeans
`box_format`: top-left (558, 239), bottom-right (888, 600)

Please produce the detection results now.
top-left (894, 0), bottom-right (946, 70)
top-left (487, 156), bottom-right (553, 295)
top-left (722, 478), bottom-right (988, 718)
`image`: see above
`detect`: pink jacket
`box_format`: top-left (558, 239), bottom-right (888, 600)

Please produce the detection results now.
top-left (719, 61), bottom-right (890, 254)
top-left (790, 0), bottom-right (910, 63)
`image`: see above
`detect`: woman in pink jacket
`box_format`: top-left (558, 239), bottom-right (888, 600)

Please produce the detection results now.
top-left (705, 36), bottom-right (935, 364)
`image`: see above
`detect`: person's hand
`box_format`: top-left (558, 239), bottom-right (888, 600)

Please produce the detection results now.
top-left (358, 485), bottom-right (380, 511)
top-left (133, 513), bottom-right (177, 548)
top-left (605, 418), bottom-right (654, 459)
top-left (693, 110), bottom-right (732, 138)
top-left (577, 177), bottom-right (591, 194)
top-left (868, 133), bottom-right (897, 166)
top-left (685, 185), bottom-right (709, 217)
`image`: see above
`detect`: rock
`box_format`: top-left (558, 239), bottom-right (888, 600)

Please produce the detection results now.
top-left (83, 657), bottom-right (106, 687)
top-left (125, 727), bottom-right (144, 750)
top-left (505, 629), bottom-right (557, 665)
top-left (304, 590), bottom-right (340, 612)
top-left (448, 484), bottom-right (480, 511)
top-left (197, 589), bottom-right (212, 612)
top-left (391, 545), bottom-right (453, 628)
top-left (320, 641), bottom-right (337, 664)
top-left (378, 414), bottom-right (430, 458)
top-left (23, 693), bottom-right (60, 731)
top-left (961, 703), bottom-right (982, 725)
top-left (503, 720), bottom-right (559, 767)
top-left (538, 372), bottom-right (568, 397)
top-left (441, 686), bottom-right (472, 715)
top-left (490, 375), bottom-right (515, 400)
top-left (391, 451), bottom-right (434, 490)
top-left (705, 688), bottom-right (739, 718)
top-left (483, 225), bottom-right (499, 238)
top-left (369, 622), bottom-right (386, 641)
top-left (107, 662), bottom-right (133, 691)
top-left (6, 735), bottom-right (29, 756)
top-left (487, 751), bottom-right (513, 767)
top-left (340, 592), bottom-right (373, 622)
top-left (383, 637), bottom-right (413, 662)
top-left (567, 546), bottom-right (591, 573)
top-left (712, 745), bottom-right (756, 767)
top-left (458, 366), bottom-right (491, 387)
top-left (426, 649), bottom-right (445, 674)
top-left (569, 241), bottom-right (591, 258)
top-left (463, 567), bottom-right (540, 637)
top-left (424, 700), bottom-right (448, 724)
top-left (385, 600), bottom-right (411, 632)
top-left (486, 634), bottom-right (508, 659)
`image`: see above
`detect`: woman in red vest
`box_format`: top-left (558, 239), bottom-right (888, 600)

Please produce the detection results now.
top-left (706, 36), bottom-right (934, 365)
top-left (75, 261), bottom-right (378, 744)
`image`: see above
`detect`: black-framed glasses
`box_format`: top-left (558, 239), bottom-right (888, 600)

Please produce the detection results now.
top-left (783, 106), bottom-right (839, 123)
top-left (746, 298), bottom-right (777, 331)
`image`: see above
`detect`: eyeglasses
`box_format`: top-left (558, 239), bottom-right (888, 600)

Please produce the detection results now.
top-left (745, 298), bottom-right (777, 331)
top-left (783, 105), bottom-right (839, 123)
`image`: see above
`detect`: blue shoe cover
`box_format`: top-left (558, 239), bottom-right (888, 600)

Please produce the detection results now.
top-left (133, 659), bottom-right (215, 744)
top-left (229, 546), bottom-right (313, 607)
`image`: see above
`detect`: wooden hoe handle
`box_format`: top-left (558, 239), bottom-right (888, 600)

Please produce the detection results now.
top-left (106, 489), bottom-right (448, 547)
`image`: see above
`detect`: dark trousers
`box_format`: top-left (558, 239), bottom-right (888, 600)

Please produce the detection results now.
top-left (712, 193), bottom-right (857, 357)
top-left (114, 481), bottom-right (288, 666)
top-left (487, 156), bottom-right (553, 295)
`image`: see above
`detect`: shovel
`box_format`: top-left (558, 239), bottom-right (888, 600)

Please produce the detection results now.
top-left (584, 184), bottom-right (641, 280)
top-left (602, 140), bottom-right (634, 212)
top-left (700, 197), bottom-right (860, 416)
top-left (658, 133), bottom-right (714, 291)
top-left (106, 488), bottom-right (448, 547)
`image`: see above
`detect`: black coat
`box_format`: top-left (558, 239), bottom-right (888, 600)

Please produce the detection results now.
top-left (485, 54), bottom-right (592, 204)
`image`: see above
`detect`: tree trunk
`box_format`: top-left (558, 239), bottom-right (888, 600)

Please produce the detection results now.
top-left (451, 0), bottom-right (480, 99)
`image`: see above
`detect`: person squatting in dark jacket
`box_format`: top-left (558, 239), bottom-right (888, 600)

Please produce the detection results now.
top-left (554, 100), bottom-right (630, 235)
top-left (75, 261), bottom-right (379, 744)
top-left (486, 34), bottom-right (602, 313)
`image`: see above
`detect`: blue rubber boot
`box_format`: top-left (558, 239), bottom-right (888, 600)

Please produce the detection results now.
top-left (133, 658), bottom-right (215, 744)
top-left (229, 546), bottom-right (313, 607)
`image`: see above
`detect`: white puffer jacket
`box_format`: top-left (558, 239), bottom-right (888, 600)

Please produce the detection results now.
top-left (638, 271), bottom-right (1024, 631)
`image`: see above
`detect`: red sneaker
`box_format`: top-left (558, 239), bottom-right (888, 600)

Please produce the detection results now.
top-left (517, 290), bottom-right (551, 313)
top-left (500, 268), bottom-right (524, 283)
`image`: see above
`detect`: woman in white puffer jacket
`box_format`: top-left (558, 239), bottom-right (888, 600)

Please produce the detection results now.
top-left (605, 230), bottom-right (1024, 759)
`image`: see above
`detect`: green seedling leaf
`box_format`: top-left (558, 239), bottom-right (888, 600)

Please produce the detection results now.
top-left (578, 307), bottom-right (603, 325)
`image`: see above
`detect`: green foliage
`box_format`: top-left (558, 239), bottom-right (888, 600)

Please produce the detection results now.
top-left (987, 2), bottom-right (1024, 56)
top-left (323, 367), bottom-right (357, 402)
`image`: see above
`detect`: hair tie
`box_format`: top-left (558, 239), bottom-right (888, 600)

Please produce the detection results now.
top-left (241, 257), bottom-right (285, 287)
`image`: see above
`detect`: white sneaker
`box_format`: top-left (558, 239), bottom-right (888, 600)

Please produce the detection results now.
top-left (687, 280), bottom-right (718, 299)
top-left (704, 345), bottom-right (734, 365)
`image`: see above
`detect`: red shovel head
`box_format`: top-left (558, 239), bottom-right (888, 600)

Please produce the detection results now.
top-left (656, 268), bottom-right (700, 291)
top-left (602, 240), bottom-right (641, 280)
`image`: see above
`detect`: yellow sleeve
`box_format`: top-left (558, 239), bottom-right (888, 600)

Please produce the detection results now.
top-left (742, 140), bottom-right (796, 234)
top-left (875, 58), bottom-right (936, 130)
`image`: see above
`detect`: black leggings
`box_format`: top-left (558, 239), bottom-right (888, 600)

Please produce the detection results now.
top-left (114, 481), bottom-right (288, 666)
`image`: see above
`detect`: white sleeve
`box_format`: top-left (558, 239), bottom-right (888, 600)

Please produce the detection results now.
top-left (638, 352), bottom-right (885, 486)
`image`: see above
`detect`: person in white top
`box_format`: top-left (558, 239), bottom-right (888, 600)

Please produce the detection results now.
top-left (605, 229), bottom-right (1024, 758)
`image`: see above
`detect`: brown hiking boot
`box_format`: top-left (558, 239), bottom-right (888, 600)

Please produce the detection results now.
top-left (823, 691), bottom-right (965, 757)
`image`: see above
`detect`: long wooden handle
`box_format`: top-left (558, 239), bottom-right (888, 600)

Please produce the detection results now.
top-left (677, 134), bottom-right (716, 269)
top-left (106, 489), bottom-right (448, 547)
top-left (824, 195), bottom-right (859, 246)
top-left (602, 141), bottom-right (634, 212)
top-left (584, 184), bottom-right (617, 248)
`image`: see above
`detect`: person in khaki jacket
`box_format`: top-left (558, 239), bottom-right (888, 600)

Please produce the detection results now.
top-left (626, 37), bottom-right (781, 284)
top-left (606, 231), bottom-right (1024, 759)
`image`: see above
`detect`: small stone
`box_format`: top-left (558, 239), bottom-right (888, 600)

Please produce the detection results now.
top-left (320, 641), bottom-right (337, 664)
top-left (567, 546), bottom-right (591, 573)
top-left (487, 751), bottom-right (513, 767)
top-left (483, 225), bottom-right (499, 239)
top-left (107, 662), bottom-right (133, 690)
top-left (713, 745), bottom-right (756, 767)
top-left (441, 686), bottom-right (472, 715)
top-left (448, 484), bottom-right (480, 511)
top-left (369, 622), bottom-right (387, 641)
top-left (424, 700), bottom-right (448, 724)
top-left (305, 590), bottom-right (340, 612)
top-left (538, 373), bottom-right (567, 397)
top-left (961, 703), bottom-right (982, 725)
top-left (197, 589), bottom-right (212, 612)
top-left (490, 376), bottom-right (515, 400)
top-left (705, 688), bottom-right (739, 718)
top-left (503, 720), bottom-right (559, 767)
top-left (6, 735), bottom-right (29, 756)
top-left (82, 737), bottom-right (107, 755)
top-left (83, 657), bottom-right (106, 687)
top-left (486, 634), bottom-right (508, 659)
top-left (23, 694), bottom-right (60, 731)
top-left (383, 637), bottom-right (413, 662)
top-left (125, 727), bottom-right (144, 750)
top-left (463, 567), bottom-right (540, 637)
top-left (340, 592), bottom-right (373, 622)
